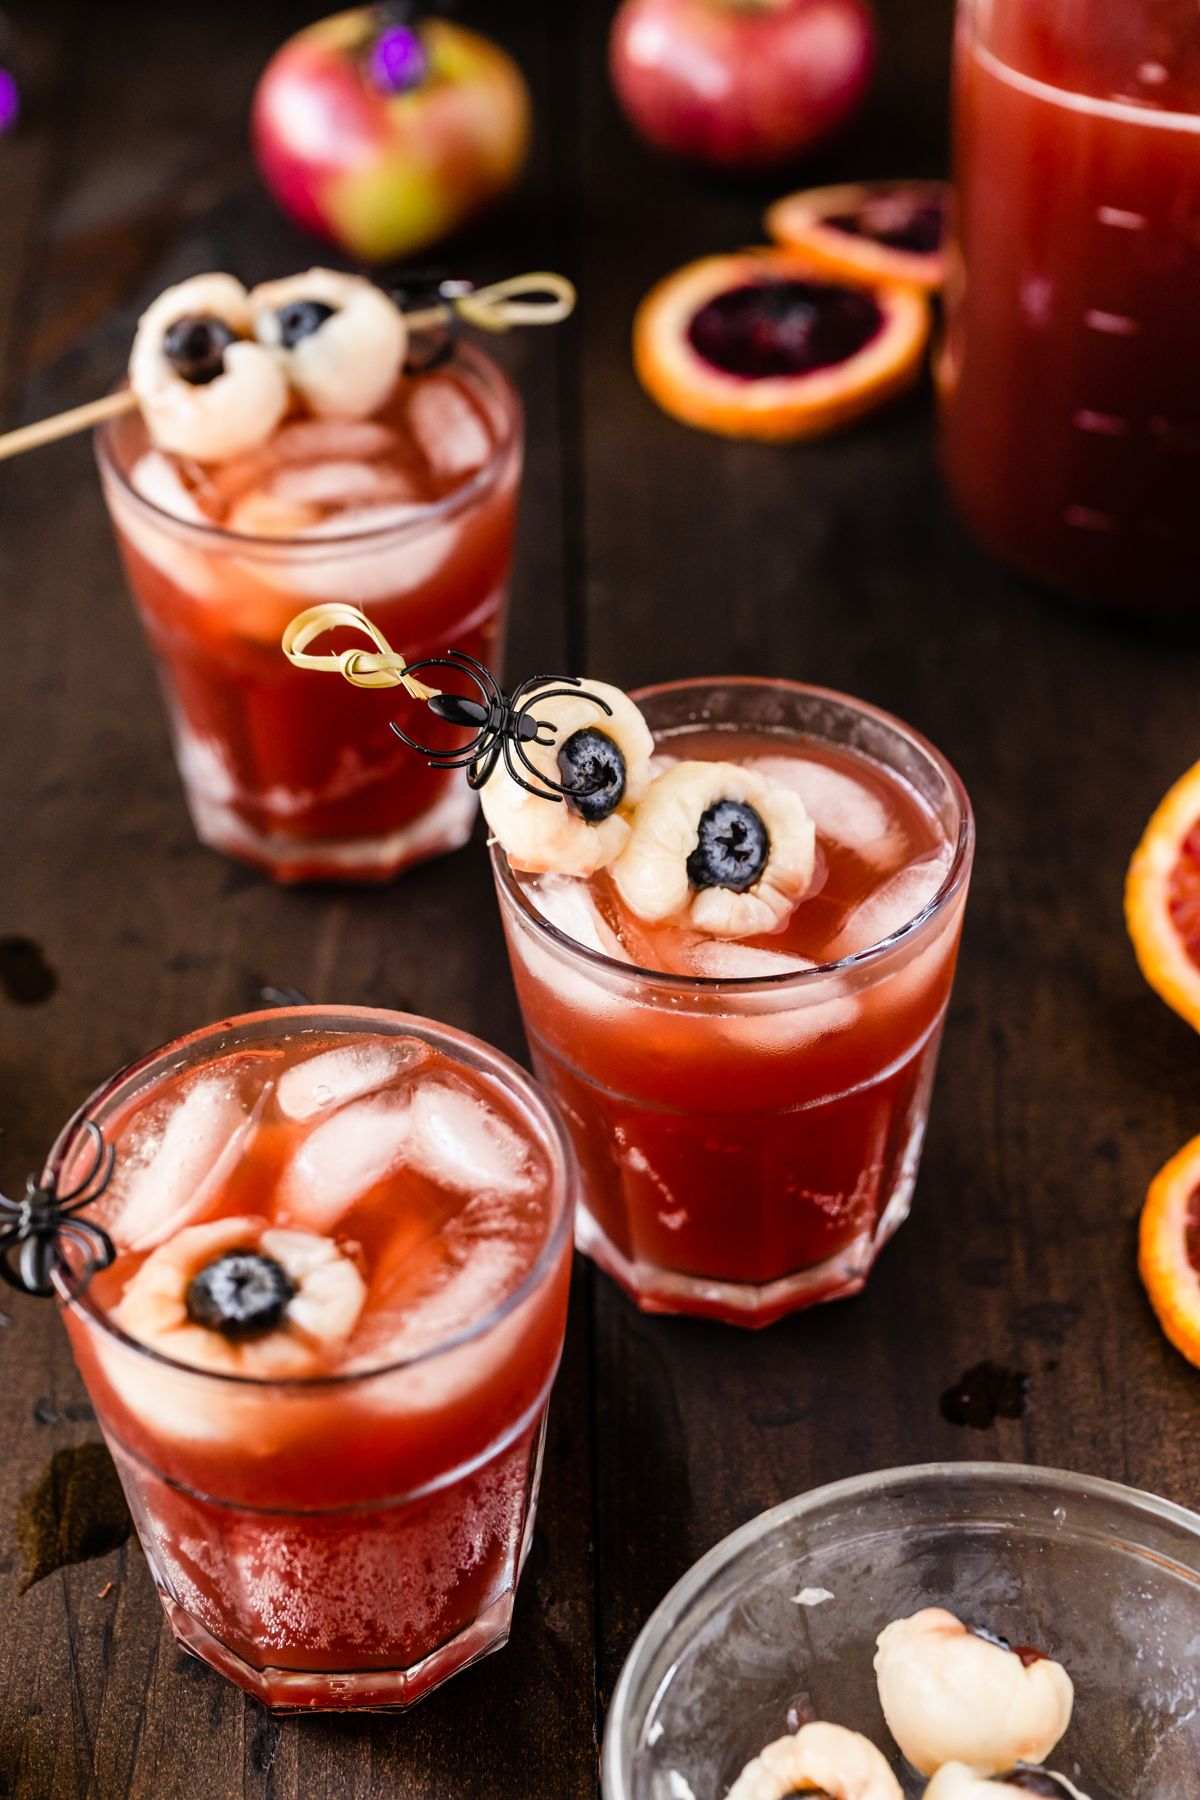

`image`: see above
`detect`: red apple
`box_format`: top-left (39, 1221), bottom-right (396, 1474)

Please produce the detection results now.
top-left (253, 8), bottom-right (531, 263)
top-left (610, 0), bottom-right (876, 170)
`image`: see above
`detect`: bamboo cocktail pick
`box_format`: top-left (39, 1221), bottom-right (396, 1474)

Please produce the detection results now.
top-left (283, 604), bottom-right (609, 803)
top-left (0, 271), bottom-right (576, 463)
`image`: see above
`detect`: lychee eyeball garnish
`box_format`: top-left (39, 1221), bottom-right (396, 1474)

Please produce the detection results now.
top-left (873, 1608), bottom-right (1074, 1778)
top-left (725, 1720), bottom-right (902, 1800)
top-left (612, 760), bottom-right (815, 938)
top-left (249, 269), bottom-right (408, 420)
top-left (481, 680), bottom-right (655, 877)
top-left (129, 273), bottom-right (290, 462)
top-left (113, 1215), bottom-right (365, 1379)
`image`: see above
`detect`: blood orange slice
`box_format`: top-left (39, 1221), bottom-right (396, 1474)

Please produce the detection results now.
top-left (633, 249), bottom-right (929, 442)
top-left (765, 181), bottom-right (949, 292)
top-left (1140, 1133), bottom-right (1200, 1368)
top-left (1126, 762), bottom-right (1200, 1031)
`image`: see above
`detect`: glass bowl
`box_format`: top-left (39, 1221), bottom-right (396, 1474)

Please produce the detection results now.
top-left (602, 1463), bottom-right (1200, 1798)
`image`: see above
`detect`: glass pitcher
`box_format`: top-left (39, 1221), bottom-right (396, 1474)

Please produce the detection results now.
top-left (939, 0), bottom-right (1200, 613)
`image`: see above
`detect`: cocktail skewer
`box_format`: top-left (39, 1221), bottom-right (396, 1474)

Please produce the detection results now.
top-left (282, 603), bottom-right (609, 803)
top-left (0, 270), bottom-right (574, 463)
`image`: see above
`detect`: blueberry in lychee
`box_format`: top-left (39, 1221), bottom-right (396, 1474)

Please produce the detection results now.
top-left (163, 314), bottom-right (238, 385)
top-left (275, 299), bottom-right (337, 347)
top-left (186, 1250), bottom-right (295, 1339)
top-left (558, 727), bottom-right (627, 823)
top-left (687, 799), bottom-right (769, 891)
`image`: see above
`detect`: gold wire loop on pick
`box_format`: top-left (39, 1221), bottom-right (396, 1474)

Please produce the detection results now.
top-left (281, 604), bottom-right (442, 700)
top-left (450, 271), bottom-right (576, 333)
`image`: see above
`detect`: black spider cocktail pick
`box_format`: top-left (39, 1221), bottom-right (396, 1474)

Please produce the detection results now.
top-left (0, 1120), bottom-right (117, 1297)
top-left (281, 607), bottom-right (615, 804)
top-left (391, 650), bottom-right (614, 799)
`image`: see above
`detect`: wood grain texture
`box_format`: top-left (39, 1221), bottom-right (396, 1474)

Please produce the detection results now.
top-left (0, 0), bottom-right (1198, 1795)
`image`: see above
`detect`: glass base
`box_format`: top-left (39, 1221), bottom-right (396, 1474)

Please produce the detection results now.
top-left (576, 1170), bottom-right (917, 1328)
top-left (183, 767), bottom-right (479, 886)
top-left (140, 1416), bottom-right (547, 1714)
top-left (161, 1587), bottom-right (517, 1713)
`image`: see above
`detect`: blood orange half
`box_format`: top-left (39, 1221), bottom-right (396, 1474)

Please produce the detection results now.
top-left (633, 249), bottom-right (930, 443)
top-left (765, 181), bottom-right (949, 292)
top-left (1126, 761), bottom-right (1200, 1032)
top-left (1140, 1133), bottom-right (1200, 1369)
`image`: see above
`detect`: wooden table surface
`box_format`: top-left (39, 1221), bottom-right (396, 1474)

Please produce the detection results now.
top-left (2, 2), bottom-right (1199, 1795)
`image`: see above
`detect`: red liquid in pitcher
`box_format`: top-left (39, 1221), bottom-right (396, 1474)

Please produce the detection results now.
top-left (504, 728), bottom-right (966, 1328)
top-left (61, 1025), bottom-right (569, 1709)
top-left (942, 6), bottom-right (1200, 611)
top-left (99, 348), bottom-right (519, 881)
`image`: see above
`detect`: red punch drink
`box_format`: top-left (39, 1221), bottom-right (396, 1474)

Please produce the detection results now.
top-left (941, 0), bottom-right (1200, 611)
top-left (49, 1007), bottom-right (573, 1710)
top-left (491, 679), bottom-right (972, 1327)
top-left (97, 270), bottom-right (521, 880)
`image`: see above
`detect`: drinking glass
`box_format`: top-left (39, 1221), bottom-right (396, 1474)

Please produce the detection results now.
top-left (493, 678), bottom-right (973, 1327)
top-left (48, 1004), bottom-right (574, 1711)
top-left (96, 345), bottom-right (521, 880)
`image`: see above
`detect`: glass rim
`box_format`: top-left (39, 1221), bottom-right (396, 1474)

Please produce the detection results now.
top-left (493, 675), bottom-right (975, 995)
top-left (93, 339), bottom-right (522, 554)
top-left (46, 1004), bottom-right (574, 1391)
top-left (602, 1459), bottom-right (1200, 1799)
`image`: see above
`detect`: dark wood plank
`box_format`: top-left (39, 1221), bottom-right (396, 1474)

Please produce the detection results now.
top-left (573, 0), bottom-right (1200, 1712)
top-left (0, 4), bottom-right (594, 1796)
top-left (0, 3), bottom-right (79, 420)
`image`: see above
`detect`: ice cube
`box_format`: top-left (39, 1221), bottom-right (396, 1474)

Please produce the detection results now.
top-left (276, 1037), bottom-right (429, 1123)
top-left (346, 1235), bottom-right (537, 1415)
top-left (199, 446), bottom-right (273, 511)
top-left (130, 450), bottom-right (209, 525)
top-left (268, 461), bottom-right (416, 508)
top-left (407, 1078), bottom-right (532, 1197)
top-left (270, 419), bottom-right (400, 464)
top-left (719, 986), bottom-right (862, 1051)
top-left (238, 507), bottom-right (458, 602)
top-left (514, 876), bottom-right (635, 1018)
top-left (298, 502), bottom-right (421, 537)
top-left (684, 941), bottom-right (815, 980)
top-left (112, 1075), bottom-right (257, 1252)
top-left (829, 852), bottom-right (952, 957)
top-left (530, 875), bottom-right (630, 962)
top-left (405, 1237), bottom-right (521, 1342)
top-left (358, 1235), bottom-right (523, 1368)
top-left (749, 755), bottom-right (905, 866)
top-left (406, 375), bottom-right (492, 480)
top-left (118, 452), bottom-right (220, 598)
top-left (276, 1094), bottom-right (413, 1231)
top-left (227, 489), bottom-right (319, 538)
top-left (692, 938), bottom-right (862, 1048)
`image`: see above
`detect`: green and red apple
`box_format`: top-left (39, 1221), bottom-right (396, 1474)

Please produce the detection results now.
top-left (252, 7), bottom-right (531, 263)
